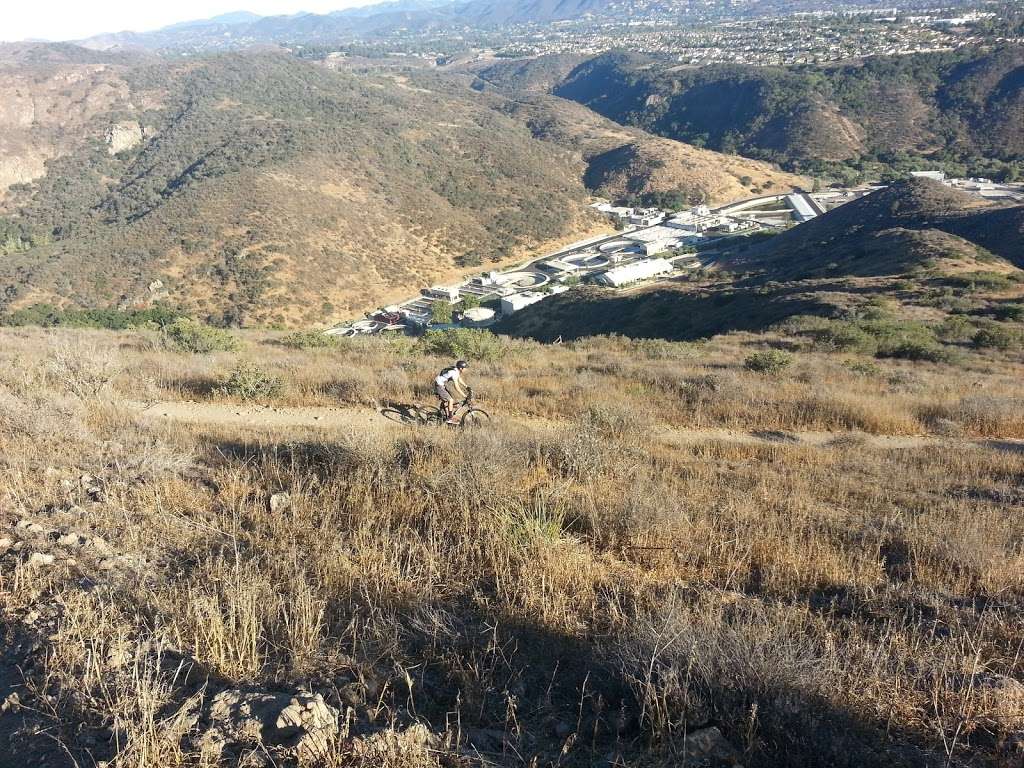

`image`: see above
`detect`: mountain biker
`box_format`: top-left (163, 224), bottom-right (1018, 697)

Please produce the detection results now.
top-left (435, 360), bottom-right (469, 424)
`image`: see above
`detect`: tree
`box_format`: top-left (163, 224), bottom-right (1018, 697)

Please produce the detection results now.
top-left (430, 302), bottom-right (453, 324)
top-left (460, 294), bottom-right (481, 311)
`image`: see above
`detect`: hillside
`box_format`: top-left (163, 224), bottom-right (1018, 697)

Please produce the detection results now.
top-left (0, 46), bottom-right (603, 326)
top-left (467, 60), bottom-right (809, 206)
top-left (3, 321), bottom-right (1024, 766)
top-left (500, 179), bottom-right (1024, 342)
top-left (552, 46), bottom-right (1024, 182)
top-left (731, 179), bottom-right (1024, 278)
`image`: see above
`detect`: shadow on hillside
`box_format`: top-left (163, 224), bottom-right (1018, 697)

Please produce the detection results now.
top-left (499, 282), bottom-right (840, 342)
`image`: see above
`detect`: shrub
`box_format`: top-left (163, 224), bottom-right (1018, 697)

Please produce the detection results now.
top-left (972, 324), bottom-right (1019, 351)
top-left (164, 319), bottom-right (238, 353)
top-left (280, 331), bottom-right (338, 350)
top-left (935, 315), bottom-right (976, 343)
top-left (744, 350), bottom-right (793, 374)
top-left (991, 303), bottom-right (1024, 322)
top-left (460, 294), bottom-right (481, 311)
top-left (877, 340), bottom-right (953, 363)
top-left (430, 302), bottom-right (454, 324)
top-left (844, 360), bottom-right (881, 377)
top-left (415, 329), bottom-right (505, 361)
top-left (216, 362), bottom-right (283, 401)
top-left (813, 323), bottom-right (877, 354)
top-left (943, 271), bottom-right (1018, 291)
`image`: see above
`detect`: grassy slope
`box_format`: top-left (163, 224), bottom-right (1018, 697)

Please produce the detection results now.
top-left (1, 325), bottom-right (1023, 768)
top-left (0, 47), bottom-right (602, 326)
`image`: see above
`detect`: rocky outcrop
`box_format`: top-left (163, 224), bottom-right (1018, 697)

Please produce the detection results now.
top-left (105, 121), bottom-right (143, 155)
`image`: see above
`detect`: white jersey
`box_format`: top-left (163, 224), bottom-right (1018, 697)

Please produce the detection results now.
top-left (435, 367), bottom-right (461, 388)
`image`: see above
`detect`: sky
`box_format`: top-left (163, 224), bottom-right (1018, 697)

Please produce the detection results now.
top-left (2, 1), bottom-right (370, 42)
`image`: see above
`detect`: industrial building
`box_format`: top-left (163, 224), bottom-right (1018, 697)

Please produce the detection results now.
top-left (595, 258), bottom-right (674, 287)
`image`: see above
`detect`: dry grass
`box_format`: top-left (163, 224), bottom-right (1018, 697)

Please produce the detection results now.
top-left (1, 327), bottom-right (1023, 767)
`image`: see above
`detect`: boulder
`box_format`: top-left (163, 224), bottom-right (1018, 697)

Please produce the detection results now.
top-left (198, 689), bottom-right (339, 762)
top-left (684, 726), bottom-right (742, 765)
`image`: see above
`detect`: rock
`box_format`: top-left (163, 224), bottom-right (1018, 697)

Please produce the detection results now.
top-left (15, 520), bottom-right (52, 537)
top-left (401, 722), bottom-right (439, 749)
top-left (974, 673), bottom-right (1024, 732)
top-left (337, 681), bottom-right (365, 709)
top-left (58, 533), bottom-right (88, 549)
top-left (105, 121), bottom-right (143, 155)
top-left (0, 536), bottom-right (13, 555)
top-left (269, 492), bottom-right (291, 514)
top-left (1, 693), bottom-right (21, 713)
top-left (88, 535), bottom-right (113, 555)
top-left (28, 552), bottom-right (55, 568)
top-left (198, 689), bottom-right (339, 761)
top-left (684, 726), bottom-right (741, 765)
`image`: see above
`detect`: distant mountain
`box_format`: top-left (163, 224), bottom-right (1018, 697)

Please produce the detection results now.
top-left (0, 45), bottom-right (602, 326)
top-left (731, 179), bottom-right (1024, 278)
top-left (553, 47), bottom-right (1024, 180)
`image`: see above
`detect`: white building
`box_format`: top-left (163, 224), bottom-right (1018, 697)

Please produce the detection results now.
top-left (910, 170), bottom-right (946, 182)
top-left (595, 258), bottom-right (674, 287)
top-left (501, 292), bottom-right (547, 315)
top-left (424, 285), bottom-right (460, 301)
top-left (628, 208), bottom-right (664, 227)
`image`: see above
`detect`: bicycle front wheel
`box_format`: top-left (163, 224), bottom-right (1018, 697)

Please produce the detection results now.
top-left (460, 408), bottom-right (490, 429)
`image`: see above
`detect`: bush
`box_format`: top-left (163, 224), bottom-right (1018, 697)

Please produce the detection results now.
top-left (972, 324), bottom-right (1019, 351)
top-left (430, 302), bottom-right (454, 324)
top-left (460, 294), bottom-right (481, 311)
top-left (877, 340), bottom-right (953, 363)
top-left (813, 323), bottom-right (877, 354)
top-left (991, 303), bottom-right (1024, 322)
top-left (164, 319), bottom-right (238, 353)
top-left (280, 331), bottom-right (338, 350)
top-left (217, 362), bottom-right (283, 401)
top-left (936, 315), bottom-right (976, 343)
top-left (744, 350), bottom-right (793, 374)
top-left (415, 329), bottom-right (505, 361)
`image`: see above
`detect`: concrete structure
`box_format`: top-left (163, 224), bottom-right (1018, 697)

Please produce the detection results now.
top-left (462, 307), bottom-right (497, 328)
top-left (424, 285), bottom-right (460, 301)
top-left (785, 193), bottom-right (819, 223)
top-left (595, 258), bottom-right (674, 287)
top-left (501, 292), bottom-right (548, 315)
top-left (910, 170), bottom-right (946, 182)
top-left (628, 208), bottom-right (664, 227)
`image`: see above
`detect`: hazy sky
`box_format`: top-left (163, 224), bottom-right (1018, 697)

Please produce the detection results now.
top-left (2, 1), bottom-right (370, 42)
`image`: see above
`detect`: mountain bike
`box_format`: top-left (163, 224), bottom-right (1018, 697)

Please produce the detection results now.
top-left (381, 388), bottom-right (490, 429)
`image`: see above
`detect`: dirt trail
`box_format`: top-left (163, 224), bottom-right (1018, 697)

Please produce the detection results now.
top-left (127, 400), bottom-right (1024, 453)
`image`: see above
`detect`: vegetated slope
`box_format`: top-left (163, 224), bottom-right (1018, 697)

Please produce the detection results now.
top-left (469, 59), bottom-right (809, 205)
top-left (0, 46), bottom-right (601, 326)
top-left (553, 46), bottom-right (1024, 180)
top-left (731, 179), bottom-right (1024, 278)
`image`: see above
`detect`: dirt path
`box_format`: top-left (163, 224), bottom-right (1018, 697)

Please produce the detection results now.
top-left (127, 400), bottom-right (1024, 453)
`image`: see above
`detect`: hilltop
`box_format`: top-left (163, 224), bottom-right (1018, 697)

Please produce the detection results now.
top-left (552, 46), bottom-right (1024, 182)
top-left (0, 46), bottom-right (603, 326)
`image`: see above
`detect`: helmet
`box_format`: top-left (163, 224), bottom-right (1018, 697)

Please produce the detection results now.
top-left (456, 360), bottom-right (469, 369)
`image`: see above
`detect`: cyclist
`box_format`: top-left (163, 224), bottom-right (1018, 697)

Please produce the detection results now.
top-left (434, 360), bottom-right (469, 424)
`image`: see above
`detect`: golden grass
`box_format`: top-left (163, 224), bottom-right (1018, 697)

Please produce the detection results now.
top-left (1, 327), bottom-right (1023, 767)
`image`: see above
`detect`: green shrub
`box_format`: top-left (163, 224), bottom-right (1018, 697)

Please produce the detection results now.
top-left (280, 331), bottom-right (338, 350)
top-left (972, 324), bottom-right (1019, 351)
top-left (936, 315), bottom-right (976, 343)
top-left (877, 340), bottom-right (952, 363)
top-left (744, 350), bottom-right (793, 375)
top-left (813, 323), bottom-right (878, 354)
top-left (430, 302), bottom-right (454, 324)
top-left (415, 328), bottom-right (505, 361)
top-left (844, 359), bottom-right (882, 377)
top-left (991, 303), bottom-right (1024, 322)
top-left (217, 362), bottom-right (283, 401)
top-left (943, 271), bottom-right (1017, 291)
top-left (460, 294), bottom-right (481, 311)
top-left (164, 319), bottom-right (239, 353)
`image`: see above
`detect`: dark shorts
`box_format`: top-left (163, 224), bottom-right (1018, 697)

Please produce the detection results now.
top-left (435, 384), bottom-right (454, 403)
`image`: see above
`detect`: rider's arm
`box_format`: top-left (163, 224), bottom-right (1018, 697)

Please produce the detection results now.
top-left (453, 378), bottom-right (468, 398)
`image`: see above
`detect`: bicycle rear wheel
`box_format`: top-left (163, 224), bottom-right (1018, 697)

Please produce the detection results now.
top-left (380, 407), bottom-right (420, 425)
top-left (460, 408), bottom-right (490, 429)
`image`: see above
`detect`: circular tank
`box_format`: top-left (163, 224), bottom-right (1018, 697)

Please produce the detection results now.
top-left (462, 307), bottom-right (497, 327)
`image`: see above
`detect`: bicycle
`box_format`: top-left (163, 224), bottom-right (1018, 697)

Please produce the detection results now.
top-left (381, 388), bottom-right (490, 429)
